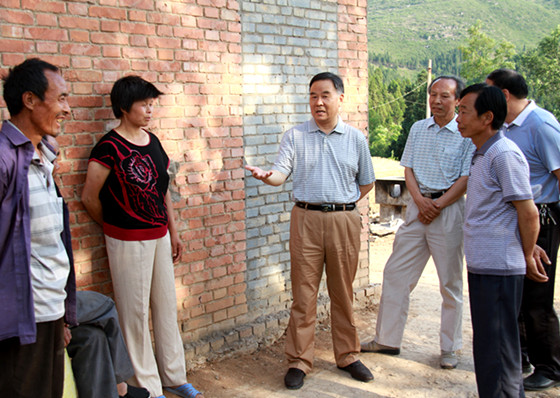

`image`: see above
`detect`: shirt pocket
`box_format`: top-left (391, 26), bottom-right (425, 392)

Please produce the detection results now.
top-left (439, 145), bottom-right (462, 181)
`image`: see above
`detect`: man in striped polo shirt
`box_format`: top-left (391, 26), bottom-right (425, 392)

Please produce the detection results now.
top-left (457, 83), bottom-right (546, 397)
top-left (246, 72), bottom-right (375, 390)
top-left (487, 69), bottom-right (560, 392)
top-left (0, 58), bottom-right (76, 397)
top-left (361, 76), bottom-right (475, 369)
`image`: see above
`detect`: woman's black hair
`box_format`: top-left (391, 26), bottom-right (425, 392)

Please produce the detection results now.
top-left (110, 75), bottom-right (163, 119)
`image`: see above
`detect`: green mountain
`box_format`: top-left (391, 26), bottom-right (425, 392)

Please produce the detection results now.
top-left (368, 0), bottom-right (560, 70)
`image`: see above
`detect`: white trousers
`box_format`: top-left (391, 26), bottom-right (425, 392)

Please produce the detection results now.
top-left (105, 232), bottom-right (187, 397)
top-left (375, 197), bottom-right (464, 352)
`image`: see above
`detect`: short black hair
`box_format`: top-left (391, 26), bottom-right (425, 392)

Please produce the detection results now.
top-left (309, 72), bottom-right (344, 94)
top-left (429, 75), bottom-right (465, 99)
top-left (110, 75), bottom-right (163, 119)
top-left (486, 69), bottom-right (529, 99)
top-left (2, 58), bottom-right (60, 117)
top-left (460, 83), bottom-right (507, 130)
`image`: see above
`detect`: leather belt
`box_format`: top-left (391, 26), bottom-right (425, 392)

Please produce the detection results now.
top-left (422, 190), bottom-right (446, 199)
top-left (295, 202), bottom-right (356, 212)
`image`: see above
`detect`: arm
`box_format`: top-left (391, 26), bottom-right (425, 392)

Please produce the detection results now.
top-left (81, 161), bottom-right (111, 225)
top-left (405, 167), bottom-right (441, 224)
top-left (358, 182), bottom-right (374, 202)
top-left (165, 190), bottom-right (183, 263)
top-left (245, 165), bottom-right (288, 186)
top-left (434, 176), bottom-right (468, 209)
top-left (512, 199), bottom-right (548, 282)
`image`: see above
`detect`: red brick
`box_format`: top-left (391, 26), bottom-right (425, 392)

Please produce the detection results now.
top-left (1, 9), bottom-right (34, 25)
top-left (21, 0), bottom-right (65, 13)
top-left (60, 16), bottom-right (99, 30)
top-left (0, 39), bottom-right (34, 53)
top-left (91, 32), bottom-right (128, 45)
top-left (120, 0), bottom-right (153, 10)
top-left (121, 22), bottom-right (156, 35)
top-left (68, 3), bottom-right (88, 16)
top-left (89, 6), bottom-right (126, 20)
top-left (36, 41), bottom-right (59, 54)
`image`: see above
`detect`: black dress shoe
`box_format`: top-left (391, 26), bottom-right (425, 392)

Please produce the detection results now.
top-left (524, 371), bottom-right (560, 391)
top-left (337, 360), bottom-right (374, 382)
top-left (120, 384), bottom-right (150, 398)
top-left (284, 368), bottom-right (305, 390)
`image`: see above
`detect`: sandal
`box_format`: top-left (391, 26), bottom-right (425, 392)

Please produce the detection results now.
top-left (164, 383), bottom-right (203, 398)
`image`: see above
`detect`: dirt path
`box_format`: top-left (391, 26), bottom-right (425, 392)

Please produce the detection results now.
top-left (184, 233), bottom-right (560, 397)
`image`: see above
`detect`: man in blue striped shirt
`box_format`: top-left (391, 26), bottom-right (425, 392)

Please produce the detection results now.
top-left (361, 76), bottom-right (475, 370)
top-left (246, 72), bottom-right (375, 390)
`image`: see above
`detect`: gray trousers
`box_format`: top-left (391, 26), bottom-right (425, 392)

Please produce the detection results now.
top-left (67, 291), bottom-right (135, 398)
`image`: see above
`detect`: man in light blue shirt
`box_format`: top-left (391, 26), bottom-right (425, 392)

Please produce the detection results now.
top-left (361, 76), bottom-right (474, 370)
top-left (487, 68), bottom-right (560, 392)
top-left (246, 72), bottom-right (375, 390)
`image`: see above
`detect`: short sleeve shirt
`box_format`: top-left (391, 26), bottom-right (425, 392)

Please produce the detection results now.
top-left (503, 101), bottom-right (560, 204)
top-left (464, 132), bottom-right (533, 276)
top-left (272, 118), bottom-right (375, 203)
top-left (89, 130), bottom-right (170, 241)
top-left (400, 116), bottom-right (475, 193)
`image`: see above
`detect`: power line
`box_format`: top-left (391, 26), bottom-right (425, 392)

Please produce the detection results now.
top-left (370, 80), bottom-right (427, 110)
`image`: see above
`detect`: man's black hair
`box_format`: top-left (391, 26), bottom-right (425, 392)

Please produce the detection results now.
top-left (429, 75), bottom-right (465, 99)
top-left (110, 75), bottom-right (163, 119)
top-left (460, 83), bottom-right (507, 130)
top-left (2, 58), bottom-right (60, 117)
top-left (486, 68), bottom-right (529, 100)
top-left (309, 72), bottom-right (344, 94)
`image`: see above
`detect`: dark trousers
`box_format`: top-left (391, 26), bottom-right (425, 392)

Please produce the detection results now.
top-left (469, 272), bottom-right (525, 398)
top-left (0, 318), bottom-right (65, 398)
top-left (67, 291), bottom-right (135, 398)
top-left (519, 217), bottom-right (560, 379)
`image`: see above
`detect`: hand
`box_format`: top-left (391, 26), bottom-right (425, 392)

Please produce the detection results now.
top-left (525, 252), bottom-right (549, 283)
top-left (533, 244), bottom-right (551, 269)
top-left (415, 196), bottom-right (441, 224)
top-left (170, 232), bottom-right (183, 263)
top-left (63, 325), bottom-right (72, 347)
top-left (245, 165), bottom-right (273, 181)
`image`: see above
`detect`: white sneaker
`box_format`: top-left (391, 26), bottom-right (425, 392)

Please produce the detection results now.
top-left (440, 351), bottom-right (458, 369)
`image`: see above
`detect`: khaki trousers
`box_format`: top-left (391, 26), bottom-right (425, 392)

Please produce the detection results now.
top-left (375, 197), bottom-right (464, 352)
top-left (285, 205), bottom-right (362, 373)
top-left (105, 232), bottom-right (187, 397)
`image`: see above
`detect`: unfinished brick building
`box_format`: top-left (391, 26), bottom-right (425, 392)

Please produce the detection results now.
top-left (0, 0), bottom-right (369, 368)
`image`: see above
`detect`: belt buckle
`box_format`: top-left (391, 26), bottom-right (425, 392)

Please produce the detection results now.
top-left (321, 204), bottom-right (334, 212)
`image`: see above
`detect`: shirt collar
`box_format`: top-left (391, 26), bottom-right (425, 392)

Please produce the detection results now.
top-left (427, 115), bottom-right (459, 133)
top-left (505, 100), bottom-right (537, 128)
top-left (3, 120), bottom-right (31, 147)
top-left (309, 117), bottom-right (345, 135)
top-left (475, 130), bottom-right (504, 156)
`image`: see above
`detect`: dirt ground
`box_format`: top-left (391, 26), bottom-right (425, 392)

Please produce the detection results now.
top-left (178, 159), bottom-right (560, 398)
top-left (183, 232), bottom-right (560, 398)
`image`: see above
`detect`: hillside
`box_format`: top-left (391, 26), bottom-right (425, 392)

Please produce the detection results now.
top-left (368, 0), bottom-right (560, 68)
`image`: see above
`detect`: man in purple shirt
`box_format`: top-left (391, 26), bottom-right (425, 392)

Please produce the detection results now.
top-left (0, 58), bottom-right (76, 398)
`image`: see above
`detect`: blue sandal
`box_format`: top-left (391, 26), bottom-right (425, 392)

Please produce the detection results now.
top-left (164, 383), bottom-right (203, 398)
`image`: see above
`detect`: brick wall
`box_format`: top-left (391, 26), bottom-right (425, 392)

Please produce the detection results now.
top-left (0, 0), bottom-right (370, 366)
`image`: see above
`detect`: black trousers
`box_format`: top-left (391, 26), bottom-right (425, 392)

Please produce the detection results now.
top-left (0, 318), bottom-right (65, 398)
top-left (520, 215), bottom-right (560, 380)
top-left (469, 273), bottom-right (525, 398)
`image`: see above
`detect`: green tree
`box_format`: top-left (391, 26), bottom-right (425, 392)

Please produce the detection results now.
top-left (519, 26), bottom-right (560, 118)
top-left (368, 65), bottom-right (408, 157)
top-left (459, 21), bottom-right (516, 84)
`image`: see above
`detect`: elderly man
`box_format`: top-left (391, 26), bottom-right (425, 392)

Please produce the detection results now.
top-left (457, 83), bottom-right (545, 397)
top-left (0, 58), bottom-right (76, 398)
top-left (361, 76), bottom-right (475, 369)
top-left (246, 72), bottom-right (375, 389)
top-left (487, 69), bottom-right (560, 391)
